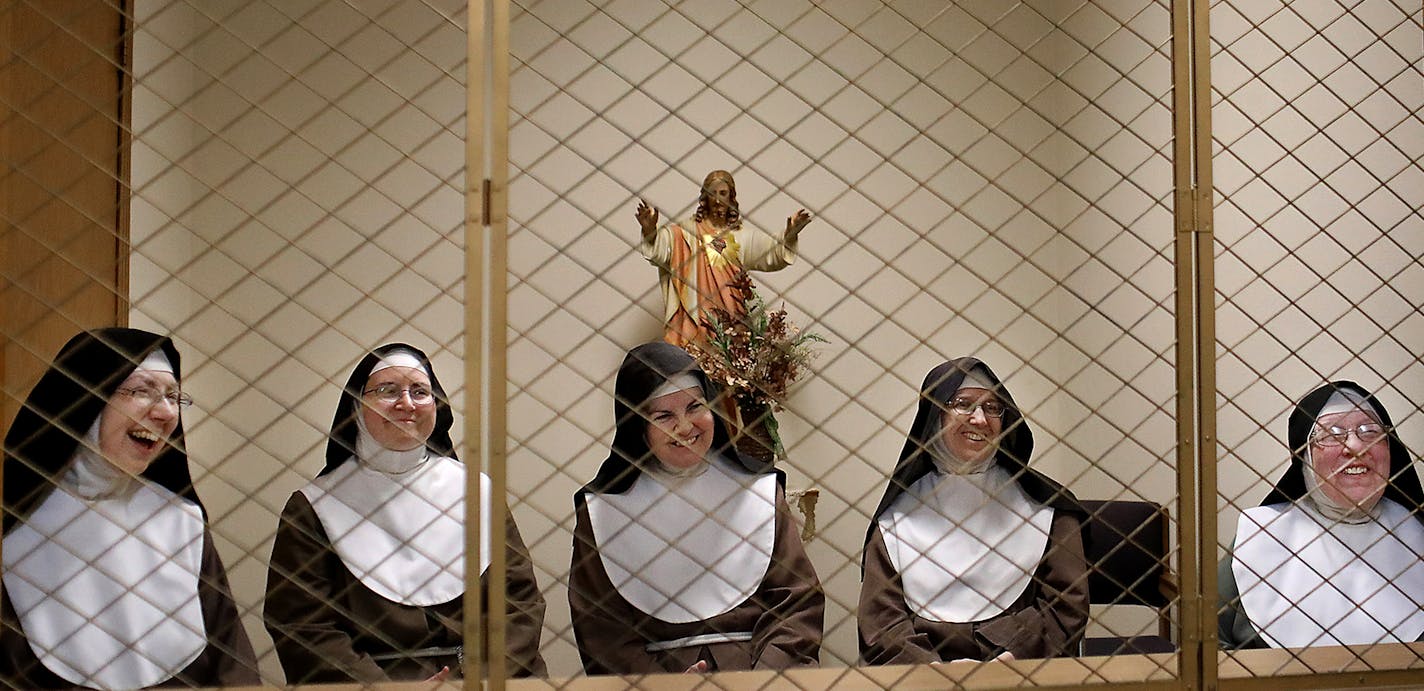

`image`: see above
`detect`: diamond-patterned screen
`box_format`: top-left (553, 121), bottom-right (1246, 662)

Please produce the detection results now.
top-left (1211, 0), bottom-right (1424, 682)
top-left (509, 0), bottom-right (1180, 684)
top-left (1, 0), bottom-right (1420, 688)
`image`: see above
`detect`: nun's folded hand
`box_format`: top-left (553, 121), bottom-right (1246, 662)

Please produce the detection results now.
top-left (685, 660), bottom-right (709, 674)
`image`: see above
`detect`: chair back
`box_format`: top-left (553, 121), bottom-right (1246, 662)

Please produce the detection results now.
top-left (1082, 499), bottom-right (1171, 607)
top-left (1079, 499), bottom-right (1176, 655)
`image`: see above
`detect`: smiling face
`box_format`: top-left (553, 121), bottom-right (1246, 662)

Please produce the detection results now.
top-left (97, 369), bottom-right (181, 475)
top-left (939, 387), bottom-right (1003, 466)
top-left (1310, 409), bottom-right (1390, 511)
top-left (643, 387), bottom-right (715, 472)
top-left (360, 366), bottom-right (436, 451)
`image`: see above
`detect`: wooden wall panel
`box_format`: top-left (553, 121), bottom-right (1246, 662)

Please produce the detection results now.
top-left (1, 0), bottom-right (127, 435)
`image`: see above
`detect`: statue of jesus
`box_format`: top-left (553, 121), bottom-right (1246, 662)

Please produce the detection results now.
top-left (636, 169), bottom-right (812, 348)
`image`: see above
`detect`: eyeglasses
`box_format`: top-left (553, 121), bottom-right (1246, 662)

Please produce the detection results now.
top-left (1312, 423), bottom-right (1387, 447)
top-left (115, 386), bottom-right (193, 409)
top-left (363, 383), bottom-right (435, 405)
top-left (948, 398), bottom-right (1005, 419)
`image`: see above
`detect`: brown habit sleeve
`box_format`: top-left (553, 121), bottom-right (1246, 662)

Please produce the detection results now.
top-left (263, 491), bottom-right (389, 683)
top-left (194, 529), bottom-right (261, 685)
top-left (492, 514), bottom-right (548, 676)
top-left (748, 487), bottom-right (824, 669)
top-left (857, 524), bottom-right (941, 665)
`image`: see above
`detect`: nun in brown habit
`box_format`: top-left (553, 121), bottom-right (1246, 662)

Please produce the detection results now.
top-left (1218, 381), bottom-right (1424, 649)
top-left (1, 328), bottom-right (258, 688)
top-left (858, 358), bottom-right (1089, 664)
top-left (263, 343), bottom-right (546, 682)
top-left (568, 342), bottom-right (824, 674)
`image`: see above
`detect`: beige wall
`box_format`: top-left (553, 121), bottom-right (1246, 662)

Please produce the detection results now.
top-left (121, 0), bottom-right (1423, 683)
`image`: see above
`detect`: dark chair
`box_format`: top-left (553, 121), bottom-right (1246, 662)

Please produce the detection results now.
top-left (1079, 499), bottom-right (1178, 656)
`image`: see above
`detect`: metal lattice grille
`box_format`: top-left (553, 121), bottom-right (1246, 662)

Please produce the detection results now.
top-left (1211, 0), bottom-right (1424, 681)
top-left (505, 0), bottom-right (1181, 683)
top-left (0, 0), bottom-right (1421, 688)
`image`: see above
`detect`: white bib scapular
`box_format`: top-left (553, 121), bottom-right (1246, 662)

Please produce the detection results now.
top-left (2, 483), bottom-right (207, 690)
top-left (879, 465), bottom-right (1054, 623)
top-left (1233, 500), bottom-right (1424, 648)
top-left (587, 458), bottom-right (777, 623)
top-left (304, 456), bottom-right (486, 607)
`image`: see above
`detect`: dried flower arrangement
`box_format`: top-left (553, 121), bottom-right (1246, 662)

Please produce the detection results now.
top-left (685, 270), bottom-right (826, 459)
